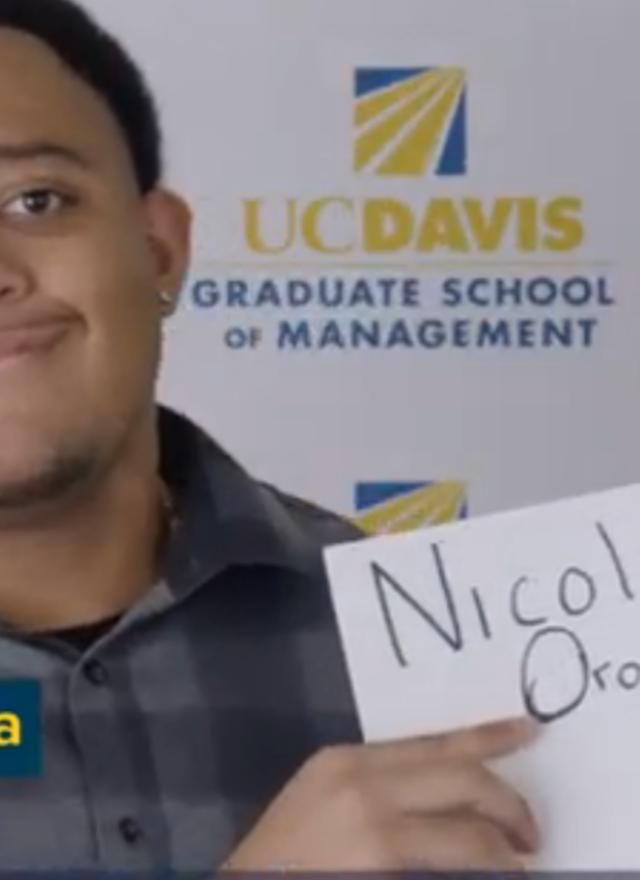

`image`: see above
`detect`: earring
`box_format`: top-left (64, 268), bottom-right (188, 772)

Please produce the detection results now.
top-left (158, 291), bottom-right (173, 310)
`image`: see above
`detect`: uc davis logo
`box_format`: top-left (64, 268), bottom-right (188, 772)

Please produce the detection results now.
top-left (355, 481), bottom-right (467, 535)
top-left (354, 67), bottom-right (467, 177)
top-left (0, 680), bottom-right (42, 778)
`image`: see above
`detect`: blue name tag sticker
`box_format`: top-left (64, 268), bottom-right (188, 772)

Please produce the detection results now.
top-left (0, 680), bottom-right (42, 778)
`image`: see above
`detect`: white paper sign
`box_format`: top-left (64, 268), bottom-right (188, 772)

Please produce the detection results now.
top-left (324, 484), bottom-right (640, 870)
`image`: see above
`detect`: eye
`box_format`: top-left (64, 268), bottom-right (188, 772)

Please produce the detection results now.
top-left (3, 189), bottom-right (71, 218)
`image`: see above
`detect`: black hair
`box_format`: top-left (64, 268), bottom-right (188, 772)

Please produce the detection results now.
top-left (0, 0), bottom-right (162, 193)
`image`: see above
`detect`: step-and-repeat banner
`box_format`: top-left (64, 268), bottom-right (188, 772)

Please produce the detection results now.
top-left (83, 0), bottom-right (640, 533)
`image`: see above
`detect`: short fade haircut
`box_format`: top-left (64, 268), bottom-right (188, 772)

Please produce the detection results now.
top-left (0, 0), bottom-right (162, 193)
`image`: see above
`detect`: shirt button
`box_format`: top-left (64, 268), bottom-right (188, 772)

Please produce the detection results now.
top-left (83, 659), bottom-right (109, 686)
top-left (118, 817), bottom-right (144, 845)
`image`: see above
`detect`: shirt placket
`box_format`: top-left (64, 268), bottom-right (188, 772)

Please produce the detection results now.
top-left (66, 644), bottom-right (158, 872)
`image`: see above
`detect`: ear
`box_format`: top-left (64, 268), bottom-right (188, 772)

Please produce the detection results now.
top-left (142, 188), bottom-right (192, 315)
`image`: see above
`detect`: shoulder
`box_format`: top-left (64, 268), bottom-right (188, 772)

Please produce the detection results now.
top-left (256, 481), bottom-right (364, 549)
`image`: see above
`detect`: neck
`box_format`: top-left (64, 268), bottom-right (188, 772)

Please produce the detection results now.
top-left (0, 406), bottom-right (165, 634)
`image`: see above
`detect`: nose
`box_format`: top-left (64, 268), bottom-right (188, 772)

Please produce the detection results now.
top-left (0, 245), bottom-right (32, 303)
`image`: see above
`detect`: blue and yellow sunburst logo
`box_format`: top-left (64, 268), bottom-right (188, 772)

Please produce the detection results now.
top-left (354, 67), bottom-right (467, 177)
top-left (354, 481), bottom-right (468, 536)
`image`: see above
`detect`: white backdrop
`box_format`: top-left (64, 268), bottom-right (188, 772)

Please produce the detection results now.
top-left (80, 0), bottom-right (640, 531)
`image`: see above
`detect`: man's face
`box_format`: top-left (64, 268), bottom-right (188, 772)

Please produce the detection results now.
top-left (0, 28), bottom-right (189, 509)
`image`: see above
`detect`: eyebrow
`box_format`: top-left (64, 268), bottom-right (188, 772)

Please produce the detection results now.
top-left (0, 141), bottom-right (92, 170)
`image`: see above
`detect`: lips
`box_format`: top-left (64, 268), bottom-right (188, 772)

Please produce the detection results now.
top-left (0, 319), bottom-right (73, 361)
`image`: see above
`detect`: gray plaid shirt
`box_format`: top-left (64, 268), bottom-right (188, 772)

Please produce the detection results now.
top-left (0, 407), bottom-right (361, 874)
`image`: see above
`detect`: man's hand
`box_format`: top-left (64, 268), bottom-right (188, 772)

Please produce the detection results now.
top-left (222, 717), bottom-right (540, 871)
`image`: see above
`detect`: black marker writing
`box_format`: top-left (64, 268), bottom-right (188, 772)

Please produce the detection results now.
top-left (370, 518), bottom-right (635, 695)
top-left (371, 542), bottom-right (463, 668)
top-left (471, 587), bottom-right (492, 640)
top-left (592, 661), bottom-right (612, 691)
top-left (510, 576), bottom-right (548, 628)
top-left (521, 626), bottom-right (590, 723)
top-left (597, 521), bottom-right (634, 600)
top-left (618, 661), bottom-right (640, 690)
top-left (558, 567), bottom-right (597, 616)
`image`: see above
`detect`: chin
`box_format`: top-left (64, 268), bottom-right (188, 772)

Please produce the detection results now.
top-left (0, 438), bottom-right (95, 511)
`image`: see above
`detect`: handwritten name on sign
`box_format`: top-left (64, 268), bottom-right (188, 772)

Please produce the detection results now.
top-left (324, 484), bottom-right (640, 869)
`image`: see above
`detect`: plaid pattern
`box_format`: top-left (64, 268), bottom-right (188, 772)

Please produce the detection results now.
top-left (0, 407), bottom-right (362, 873)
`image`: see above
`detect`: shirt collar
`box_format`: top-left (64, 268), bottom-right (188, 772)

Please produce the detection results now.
top-left (157, 406), bottom-right (321, 598)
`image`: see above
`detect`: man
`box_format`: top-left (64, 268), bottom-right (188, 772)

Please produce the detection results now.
top-left (0, 0), bottom-right (540, 873)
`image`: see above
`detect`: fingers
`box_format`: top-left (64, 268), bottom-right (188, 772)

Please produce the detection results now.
top-left (385, 759), bottom-right (539, 853)
top-left (391, 814), bottom-right (527, 871)
top-left (424, 716), bottom-right (539, 759)
top-left (360, 718), bottom-right (540, 854)
top-left (297, 719), bottom-right (541, 871)
top-left (373, 716), bottom-right (539, 766)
